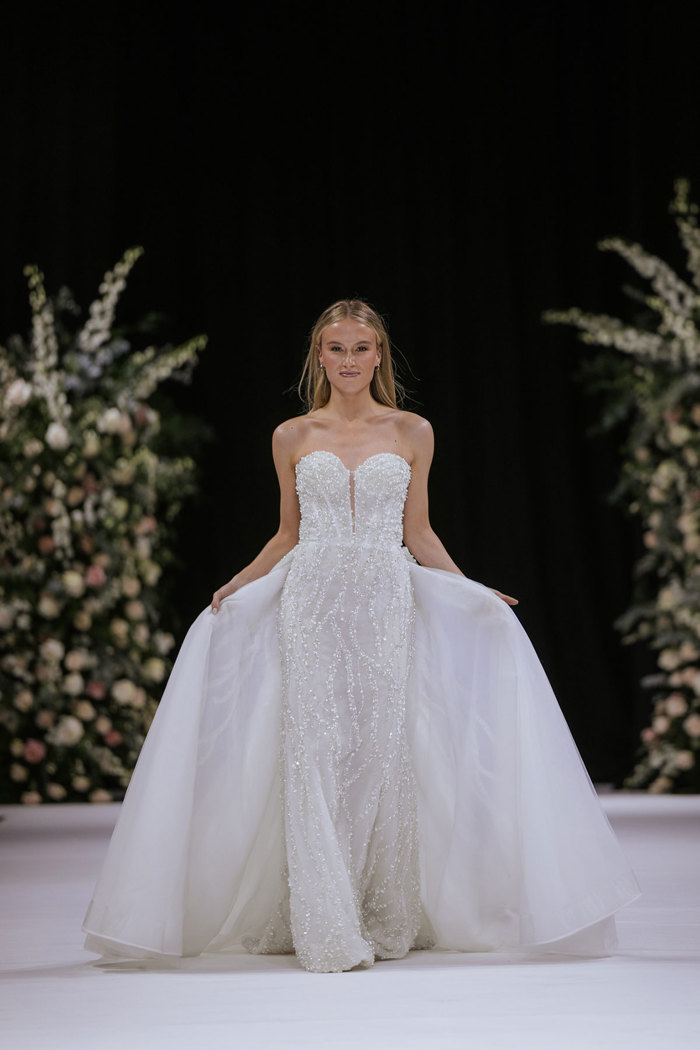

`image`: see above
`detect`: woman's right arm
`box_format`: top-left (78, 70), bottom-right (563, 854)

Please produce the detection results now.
top-left (211, 422), bottom-right (301, 613)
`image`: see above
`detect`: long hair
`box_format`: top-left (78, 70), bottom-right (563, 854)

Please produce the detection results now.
top-left (298, 299), bottom-right (404, 413)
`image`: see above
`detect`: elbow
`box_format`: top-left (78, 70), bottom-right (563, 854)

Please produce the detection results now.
top-left (276, 524), bottom-right (300, 550)
top-left (403, 523), bottom-right (433, 557)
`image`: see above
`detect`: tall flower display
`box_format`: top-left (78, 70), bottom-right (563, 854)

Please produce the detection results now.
top-left (543, 180), bottom-right (700, 793)
top-left (0, 249), bottom-right (207, 803)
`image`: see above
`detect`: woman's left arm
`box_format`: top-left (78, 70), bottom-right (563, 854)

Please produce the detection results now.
top-left (402, 417), bottom-right (518, 605)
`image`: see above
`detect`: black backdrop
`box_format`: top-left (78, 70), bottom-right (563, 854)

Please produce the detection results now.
top-left (3, 2), bottom-right (699, 781)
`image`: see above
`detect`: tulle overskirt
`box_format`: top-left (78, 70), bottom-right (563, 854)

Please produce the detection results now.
top-left (82, 552), bottom-right (641, 962)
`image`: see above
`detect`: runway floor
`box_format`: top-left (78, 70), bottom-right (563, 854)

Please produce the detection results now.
top-left (1, 793), bottom-right (698, 1049)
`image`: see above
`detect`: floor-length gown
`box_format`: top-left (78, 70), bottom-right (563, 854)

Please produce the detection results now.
top-left (82, 451), bottom-right (642, 972)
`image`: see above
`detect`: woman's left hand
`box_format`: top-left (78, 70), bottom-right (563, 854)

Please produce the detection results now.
top-left (490, 588), bottom-right (519, 605)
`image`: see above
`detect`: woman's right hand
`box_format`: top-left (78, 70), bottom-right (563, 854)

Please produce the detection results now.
top-left (211, 577), bottom-right (240, 614)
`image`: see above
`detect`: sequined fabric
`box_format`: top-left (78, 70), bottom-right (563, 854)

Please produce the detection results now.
top-left (246, 451), bottom-right (428, 972)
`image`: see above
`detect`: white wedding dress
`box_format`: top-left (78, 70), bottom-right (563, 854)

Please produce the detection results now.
top-left (82, 451), bottom-right (641, 972)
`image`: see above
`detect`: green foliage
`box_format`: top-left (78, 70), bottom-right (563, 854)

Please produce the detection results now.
top-left (0, 249), bottom-right (209, 803)
top-left (543, 180), bottom-right (700, 793)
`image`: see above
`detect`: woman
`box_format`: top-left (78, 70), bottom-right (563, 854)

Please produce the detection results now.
top-left (82, 300), bottom-right (641, 973)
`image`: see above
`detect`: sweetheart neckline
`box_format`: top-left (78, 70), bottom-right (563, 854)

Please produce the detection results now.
top-left (295, 450), bottom-right (412, 475)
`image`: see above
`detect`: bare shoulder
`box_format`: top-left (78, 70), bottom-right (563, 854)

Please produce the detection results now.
top-left (394, 410), bottom-right (434, 459)
top-left (272, 414), bottom-right (311, 461)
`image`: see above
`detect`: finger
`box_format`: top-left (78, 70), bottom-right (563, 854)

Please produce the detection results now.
top-left (493, 589), bottom-right (518, 605)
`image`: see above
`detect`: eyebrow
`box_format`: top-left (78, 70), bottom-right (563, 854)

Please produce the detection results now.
top-left (325, 340), bottom-right (372, 346)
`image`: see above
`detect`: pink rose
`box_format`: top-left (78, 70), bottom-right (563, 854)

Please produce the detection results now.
top-left (85, 564), bottom-right (106, 587)
top-left (24, 738), bottom-right (47, 763)
top-left (21, 791), bottom-right (43, 805)
top-left (86, 680), bottom-right (106, 700)
top-left (135, 515), bottom-right (157, 536)
top-left (104, 729), bottom-right (123, 747)
top-left (38, 535), bottom-right (56, 555)
top-left (83, 473), bottom-right (99, 494)
top-left (133, 404), bottom-right (150, 426)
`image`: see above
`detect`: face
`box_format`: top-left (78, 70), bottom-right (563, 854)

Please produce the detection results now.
top-left (318, 319), bottom-right (381, 390)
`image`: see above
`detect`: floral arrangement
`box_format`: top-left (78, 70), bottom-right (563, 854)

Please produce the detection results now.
top-left (543, 180), bottom-right (700, 793)
top-left (0, 248), bottom-right (207, 803)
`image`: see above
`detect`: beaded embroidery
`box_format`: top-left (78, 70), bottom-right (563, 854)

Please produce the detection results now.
top-left (243, 451), bottom-right (431, 972)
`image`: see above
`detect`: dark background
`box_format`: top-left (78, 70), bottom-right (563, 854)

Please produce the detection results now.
top-left (3, 1), bottom-right (698, 781)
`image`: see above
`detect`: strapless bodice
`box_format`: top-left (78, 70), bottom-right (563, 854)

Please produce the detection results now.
top-left (294, 450), bottom-right (411, 548)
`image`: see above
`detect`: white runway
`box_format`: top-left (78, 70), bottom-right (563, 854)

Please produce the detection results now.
top-left (1, 793), bottom-right (698, 1050)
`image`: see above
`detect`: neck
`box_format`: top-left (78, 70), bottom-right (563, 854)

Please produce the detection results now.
top-left (321, 388), bottom-right (382, 423)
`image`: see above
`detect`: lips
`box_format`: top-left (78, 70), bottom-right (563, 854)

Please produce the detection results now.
top-left (340, 371), bottom-right (359, 376)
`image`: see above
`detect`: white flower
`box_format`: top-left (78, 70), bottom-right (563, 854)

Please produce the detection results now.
top-left (10, 763), bottom-right (29, 782)
top-left (683, 713), bottom-right (700, 736)
top-left (97, 408), bottom-right (131, 435)
top-left (678, 642), bottom-right (700, 664)
top-left (74, 699), bottom-right (96, 721)
top-left (64, 649), bottom-right (87, 671)
top-left (72, 775), bottom-right (90, 791)
top-left (678, 512), bottom-right (698, 535)
top-left (122, 577), bottom-right (141, 597)
top-left (46, 783), bottom-right (67, 800)
top-left (658, 648), bottom-right (680, 671)
top-left (83, 430), bottom-right (101, 457)
top-left (112, 459), bottom-right (135, 484)
top-left (144, 657), bottom-right (166, 682)
top-left (142, 560), bottom-right (161, 585)
top-left (133, 623), bottom-right (150, 645)
top-left (125, 599), bottom-right (146, 621)
top-left (665, 694), bottom-right (688, 717)
top-left (38, 593), bottom-right (60, 618)
top-left (47, 714), bottom-right (84, 746)
top-left (153, 630), bottom-right (174, 654)
top-left (668, 423), bottom-right (691, 446)
top-left (13, 688), bottom-right (34, 712)
top-left (23, 438), bottom-right (43, 457)
top-left (74, 610), bottom-right (92, 631)
top-left (62, 570), bottom-right (86, 598)
top-left (40, 637), bottom-right (65, 663)
top-left (109, 618), bottom-right (129, 643)
top-left (62, 673), bottom-right (85, 696)
top-left (684, 534), bottom-right (700, 554)
top-left (0, 604), bottom-right (14, 629)
top-left (45, 422), bottom-right (70, 450)
top-left (675, 750), bottom-right (695, 771)
top-left (111, 678), bottom-right (136, 704)
top-left (658, 582), bottom-right (683, 611)
top-left (112, 497), bottom-right (129, 520)
top-left (5, 378), bottom-right (32, 406)
top-left (130, 687), bottom-right (147, 709)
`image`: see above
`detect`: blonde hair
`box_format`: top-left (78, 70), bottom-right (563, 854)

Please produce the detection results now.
top-left (298, 299), bottom-right (404, 412)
